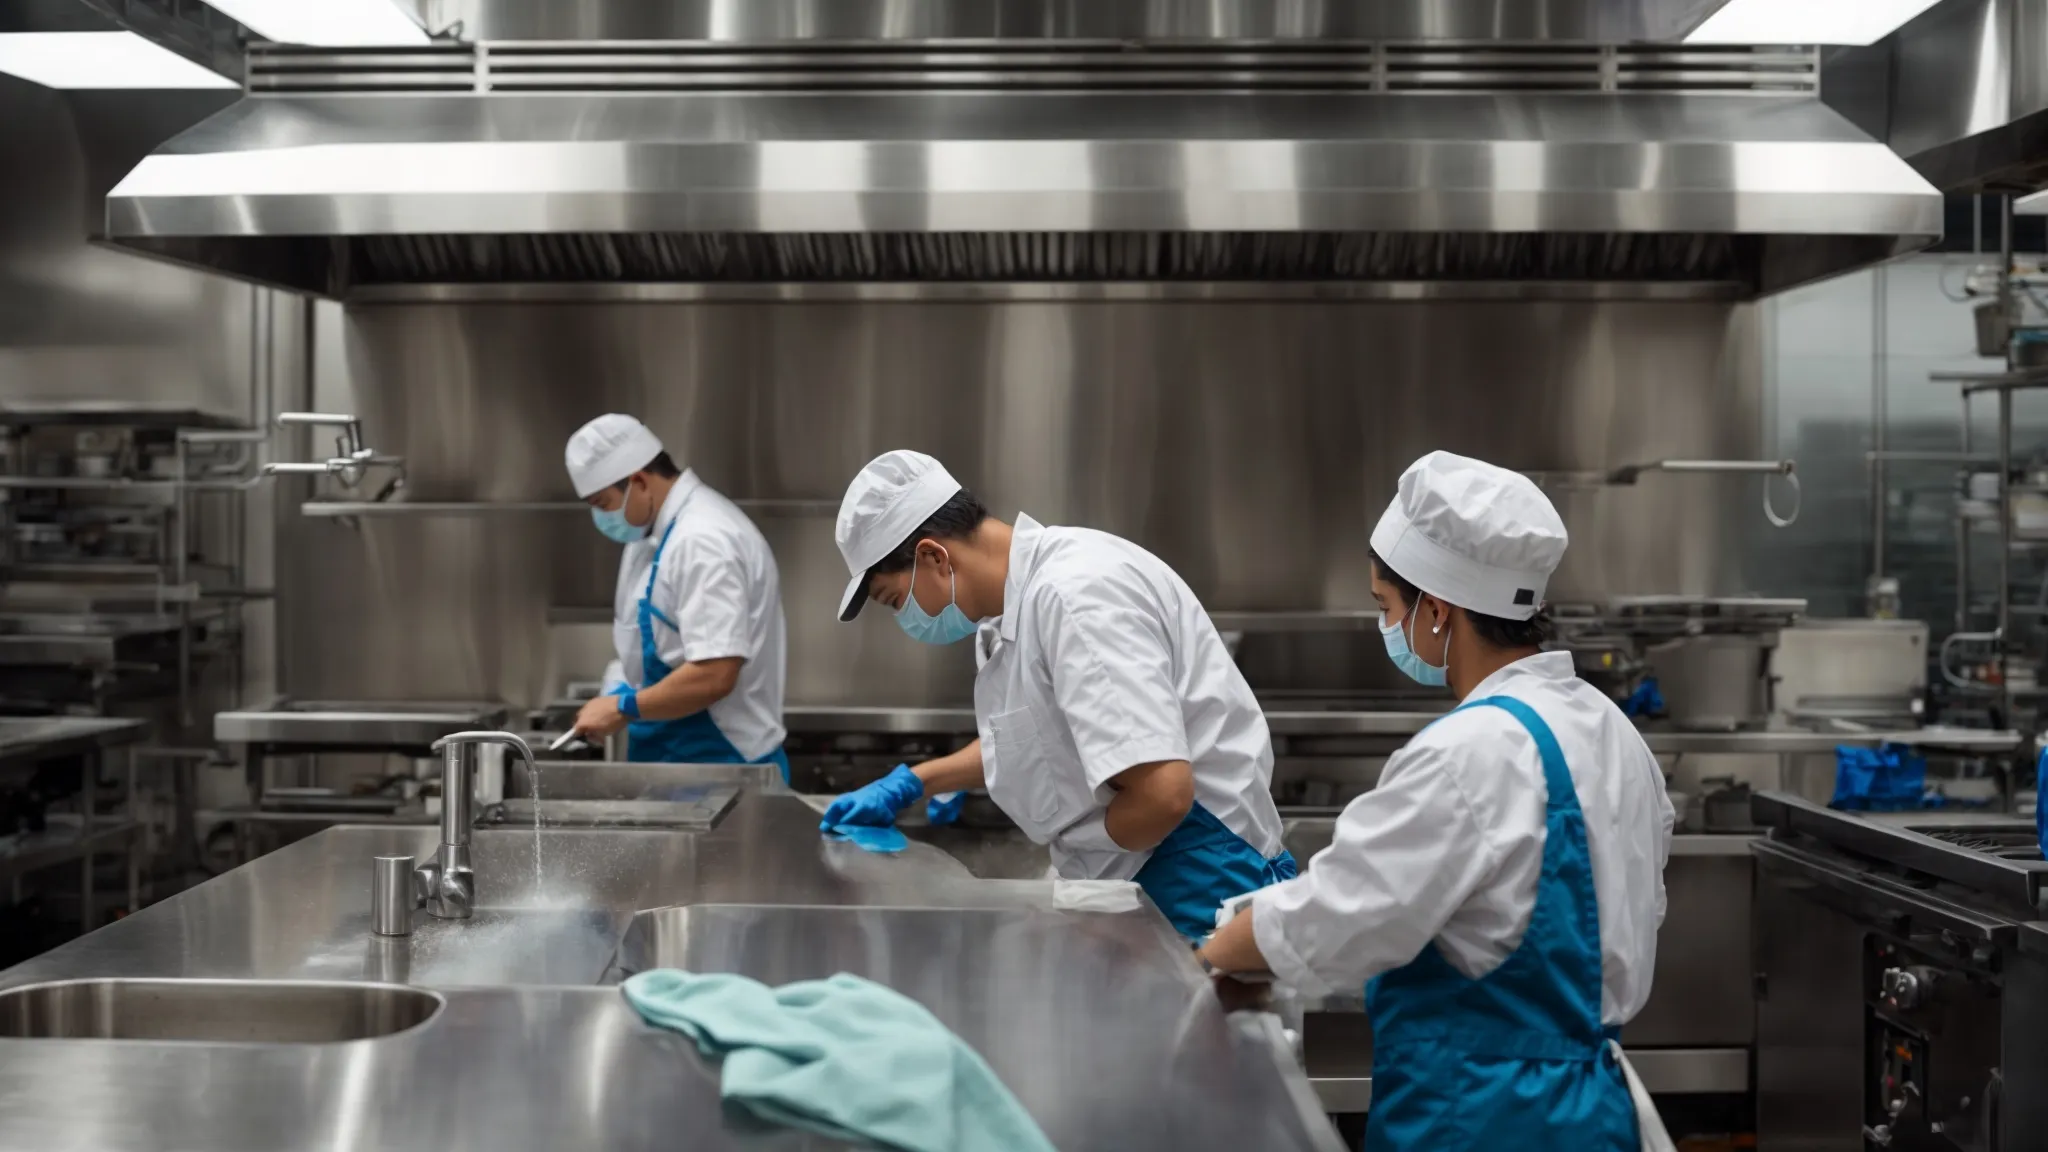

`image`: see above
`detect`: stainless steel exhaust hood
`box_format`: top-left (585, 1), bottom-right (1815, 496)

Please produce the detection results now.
top-left (104, 40), bottom-right (1942, 298)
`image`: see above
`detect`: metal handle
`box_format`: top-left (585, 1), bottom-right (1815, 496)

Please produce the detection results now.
top-left (1763, 468), bottom-right (1801, 528)
top-left (1599, 459), bottom-right (1801, 527)
top-left (1940, 629), bottom-right (2002, 688)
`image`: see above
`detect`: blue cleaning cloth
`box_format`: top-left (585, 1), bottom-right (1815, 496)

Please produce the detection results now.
top-left (925, 790), bottom-right (966, 826)
top-left (823, 823), bottom-right (909, 854)
top-left (1832, 744), bottom-right (1942, 811)
top-left (1621, 676), bottom-right (1664, 719)
top-left (622, 969), bottom-right (1057, 1152)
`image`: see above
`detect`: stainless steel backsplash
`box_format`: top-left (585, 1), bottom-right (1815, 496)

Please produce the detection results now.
top-left (283, 295), bottom-right (1761, 706)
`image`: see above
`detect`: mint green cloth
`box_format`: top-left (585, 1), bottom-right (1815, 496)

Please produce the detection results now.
top-left (621, 969), bottom-right (1057, 1152)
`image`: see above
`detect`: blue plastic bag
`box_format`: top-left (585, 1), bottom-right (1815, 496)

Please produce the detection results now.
top-left (1831, 744), bottom-right (1939, 811)
top-left (1621, 676), bottom-right (1664, 719)
top-left (2036, 746), bottom-right (2047, 857)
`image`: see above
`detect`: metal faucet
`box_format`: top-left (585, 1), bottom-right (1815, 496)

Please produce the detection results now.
top-left (262, 412), bottom-right (406, 493)
top-left (411, 731), bottom-right (536, 922)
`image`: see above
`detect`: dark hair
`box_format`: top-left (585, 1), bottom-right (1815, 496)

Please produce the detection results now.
top-left (1368, 548), bottom-right (1554, 649)
top-left (866, 489), bottom-right (992, 583)
top-left (612, 451), bottom-right (682, 490)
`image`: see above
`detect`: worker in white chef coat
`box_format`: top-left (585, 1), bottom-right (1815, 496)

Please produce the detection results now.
top-left (820, 449), bottom-right (1295, 938)
top-left (1199, 451), bottom-right (1676, 1152)
top-left (563, 415), bottom-right (789, 778)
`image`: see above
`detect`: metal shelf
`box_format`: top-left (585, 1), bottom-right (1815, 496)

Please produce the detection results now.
top-left (0, 820), bottom-right (141, 886)
top-left (0, 402), bottom-right (247, 431)
top-left (0, 477), bottom-right (256, 492)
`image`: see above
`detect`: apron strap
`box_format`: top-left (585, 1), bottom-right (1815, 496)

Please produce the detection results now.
top-left (1455, 694), bottom-right (1583, 821)
top-left (636, 518), bottom-right (683, 683)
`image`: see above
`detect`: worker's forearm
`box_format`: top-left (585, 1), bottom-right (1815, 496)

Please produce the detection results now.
top-left (1104, 760), bottom-right (1195, 851)
top-left (633, 658), bottom-right (741, 722)
top-left (913, 739), bottom-right (985, 795)
top-left (1197, 907), bottom-right (1270, 974)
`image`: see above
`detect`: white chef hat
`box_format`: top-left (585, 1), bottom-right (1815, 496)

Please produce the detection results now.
top-left (835, 450), bottom-right (963, 621)
top-left (1369, 451), bottom-right (1568, 621)
top-left (564, 414), bottom-right (665, 498)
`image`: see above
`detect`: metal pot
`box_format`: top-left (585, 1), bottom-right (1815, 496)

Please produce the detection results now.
top-left (1644, 633), bottom-right (1776, 732)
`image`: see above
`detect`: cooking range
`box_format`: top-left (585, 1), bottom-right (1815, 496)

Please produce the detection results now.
top-left (1751, 794), bottom-right (2048, 1151)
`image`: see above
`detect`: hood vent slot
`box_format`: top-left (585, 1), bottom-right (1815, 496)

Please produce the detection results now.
top-left (351, 231), bottom-right (1747, 285)
top-left (248, 41), bottom-right (1818, 96)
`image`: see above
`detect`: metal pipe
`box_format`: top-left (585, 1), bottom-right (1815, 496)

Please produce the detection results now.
top-left (176, 431), bottom-right (191, 731)
top-left (2000, 192), bottom-right (2015, 722)
top-left (1872, 265), bottom-right (1888, 582)
top-left (1957, 508), bottom-right (1972, 636)
top-left (1961, 391), bottom-right (1975, 634)
top-left (1999, 384), bottom-right (2014, 719)
top-left (273, 412), bottom-right (360, 426)
top-left (439, 741), bottom-right (476, 850)
top-left (1633, 459), bottom-right (1796, 476)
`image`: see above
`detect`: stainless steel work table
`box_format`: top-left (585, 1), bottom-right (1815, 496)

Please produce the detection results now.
top-left (0, 791), bottom-right (1342, 1152)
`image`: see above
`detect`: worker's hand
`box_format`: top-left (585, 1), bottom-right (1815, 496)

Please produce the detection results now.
top-left (574, 694), bottom-right (629, 739)
top-left (820, 764), bottom-right (925, 829)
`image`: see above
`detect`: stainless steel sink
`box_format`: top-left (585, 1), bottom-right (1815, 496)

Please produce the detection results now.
top-left (0, 979), bottom-right (441, 1043)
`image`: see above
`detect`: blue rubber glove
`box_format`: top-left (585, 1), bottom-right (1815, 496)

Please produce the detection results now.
top-left (820, 764), bottom-right (924, 830)
top-left (926, 791), bottom-right (966, 827)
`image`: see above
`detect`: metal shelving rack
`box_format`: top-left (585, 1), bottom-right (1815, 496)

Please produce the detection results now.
top-left (1926, 365), bottom-right (2048, 726)
top-left (0, 402), bottom-right (269, 732)
top-left (1861, 196), bottom-right (2048, 738)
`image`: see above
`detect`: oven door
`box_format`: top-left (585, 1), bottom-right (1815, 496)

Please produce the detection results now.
top-left (1754, 839), bottom-right (2010, 1152)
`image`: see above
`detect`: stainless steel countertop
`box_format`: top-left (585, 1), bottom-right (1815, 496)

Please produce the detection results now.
top-left (783, 705), bottom-right (2024, 754)
top-left (0, 792), bottom-right (1341, 1152)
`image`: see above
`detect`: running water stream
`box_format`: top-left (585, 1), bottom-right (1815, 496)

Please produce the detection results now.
top-left (528, 759), bottom-right (544, 896)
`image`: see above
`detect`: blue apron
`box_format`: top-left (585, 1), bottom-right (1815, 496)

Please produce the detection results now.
top-left (1132, 802), bottom-right (1297, 940)
top-left (1363, 695), bottom-right (1636, 1152)
top-left (621, 518), bottom-right (791, 782)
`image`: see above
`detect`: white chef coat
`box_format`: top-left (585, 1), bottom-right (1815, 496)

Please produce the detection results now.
top-left (602, 470), bottom-right (787, 760)
top-left (1250, 651), bottom-right (1674, 1020)
top-left (974, 513), bottom-right (1285, 881)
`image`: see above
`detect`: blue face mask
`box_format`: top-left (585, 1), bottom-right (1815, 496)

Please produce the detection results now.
top-left (590, 486), bottom-right (649, 544)
top-left (1381, 608), bottom-right (1449, 688)
top-left (896, 555), bottom-right (979, 645)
